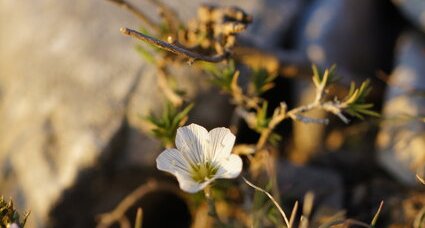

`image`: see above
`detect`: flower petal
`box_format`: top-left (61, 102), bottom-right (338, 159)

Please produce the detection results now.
top-left (175, 123), bottom-right (210, 165)
top-left (209, 127), bottom-right (236, 161)
top-left (156, 148), bottom-right (214, 193)
top-left (216, 154), bottom-right (243, 179)
top-left (156, 148), bottom-right (192, 177)
top-left (175, 173), bottom-right (216, 193)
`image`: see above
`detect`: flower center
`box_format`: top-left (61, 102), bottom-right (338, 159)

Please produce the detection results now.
top-left (190, 162), bottom-right (218, 183)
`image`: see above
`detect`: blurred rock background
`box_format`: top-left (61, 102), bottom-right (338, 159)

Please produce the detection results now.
top-left (0, 0), bottom-right (424, 227)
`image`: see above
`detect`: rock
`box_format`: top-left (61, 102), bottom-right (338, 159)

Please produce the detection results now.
top-left (277, 160), bottom-right (344, 213)
top-left (0, 1), bottom-right (144, 226)
top-left (288, 0), bottom-right (401, 162)
top-left (376, 31), bottom-right (425, 185)
top-left (0, 1), bottom-right (237, 227)
top-left (392, 0), bottom-right (425, 34)
top-left (248, 0), bottom-right (308, 48)
top-left (295, 0), bottom-right (400, 77)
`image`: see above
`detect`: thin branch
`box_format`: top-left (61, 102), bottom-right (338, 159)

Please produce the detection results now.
top-left (256, 103), bottom-right (287, 150)
top-left (413, 206), bottom-right (425, 228)
top-left (243, 177), bottom-right (291, 228)
top-left (290, 113), bottom-right (329, 125)
top-left (135, 208), bottom-right (143, 228)
top-left (119, 216), bottom-right (131, 228)
top-left (157, 64), bottom-right (184, 106)
top-left (97, 180), bottom-right (182, 228)
top-left (417, 174), bottom-right (425, 185)
top-left (317, 211), bottom-right (346, 228)
top-left (203, 186), bottom-right (226, 227)
top-left (343, 219), bottom-right (372, 228)
top-left (288, 201), bottom-right (299, 228)
top-left (120, 28), bottom-right (229, 63)
top-left (300, 192), bottom-right (314, 228)
top-left (370, 201), bottom-right (384, 226)
top-left (105, 0), bottom-right (158, 32)
top-left (286, 91), bottom-right (349, 124)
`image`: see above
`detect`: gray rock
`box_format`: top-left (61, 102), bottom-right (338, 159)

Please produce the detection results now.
top-left (0, 0), bottom-right (236, 227)
top-left (295, 0), bottom-right (398, 78)
top-left (248, 0), bottom-right (308, 48)
top-left (376, 31), bottom-right (425, 185)
top-left (0, 1), bottom-right (143, 226)
top-left (392, 0), bottom-right (425, 33)
top-left (277, 160), bottom-right (343, 212)
top-left (289, 0), bottom-right (400, 161)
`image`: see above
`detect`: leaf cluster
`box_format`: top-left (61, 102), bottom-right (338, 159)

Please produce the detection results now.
top-left (0, 196), bottom-right (29, 228)
top-left (342, 79), bottom-right (380, 119)
top-left (312, 64), bottom-right (338, 88)
top-left (202, 61), bottom-right (237, 93)
top-left (251, 102), bottom-right (282, 145)
top-left (203, 61), bottom-right (283, 145)
top-left (249, 68), bottom-right (277, 96)
top-left (146, 102), bottom-right (193, 147)
top-left (312, 64), bottom-right (379, 121)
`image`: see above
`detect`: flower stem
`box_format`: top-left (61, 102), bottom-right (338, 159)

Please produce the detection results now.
top-left (204, 186), bottom-right (226, 227)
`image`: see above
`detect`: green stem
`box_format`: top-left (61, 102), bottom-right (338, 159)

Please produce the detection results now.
top-left (204, 186), bottom-right (226, 227)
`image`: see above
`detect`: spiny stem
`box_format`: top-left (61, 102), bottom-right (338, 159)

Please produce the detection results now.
top-left (97, 180), bottom-right (183, 227)
top-left (120, 28), bottom-right (229, 63)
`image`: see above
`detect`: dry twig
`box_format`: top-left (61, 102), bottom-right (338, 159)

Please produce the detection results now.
top-left (243, 177), bottom-right (291, 228)
top-left (120, 28), bottom-right (229, 63)
top-left (156, 63), bottom-right (184, 106)
top-left (370, 201), bottom-right (384, 226)
top-left (417, 174), bottom-right (425, 185)
top-left (97, 180), bottom-right (182, 228)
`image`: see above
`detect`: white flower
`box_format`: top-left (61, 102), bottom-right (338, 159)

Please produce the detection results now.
top-left (156, 123), bottom-right (243, 193)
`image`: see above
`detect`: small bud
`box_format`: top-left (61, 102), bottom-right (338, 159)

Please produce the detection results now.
top-left (167, 36), bottom-right (175, 44)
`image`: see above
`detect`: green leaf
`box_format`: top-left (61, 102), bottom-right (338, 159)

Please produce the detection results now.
top-left (171, 103), bottom-right (194, 129)
top-left (268, 133), bottom-right (282, 146)
top-left (343, 79), bottom-right (379, 120)
top-left (356, 108), bottom-right (381, 117)
top-left (311, 64), bottom-right (338, 88)
top-left (203, 61), bottom-right (237, 92)
top-left (135, 45), bottom-right (156, 64)
top-left (255, 101), bottom-right (270, 132)
top-left (145, 102), bottom-right (194, 147)
top-left (250, 68), bottom-right (277, 95)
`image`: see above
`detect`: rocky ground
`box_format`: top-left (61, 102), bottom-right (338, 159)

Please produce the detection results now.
top-left (0, 0), bottom-right (424, 227)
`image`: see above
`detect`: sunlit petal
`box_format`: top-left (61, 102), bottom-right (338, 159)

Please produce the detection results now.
top-left (216, 154), bottom-right (243, 179)
top-left (156, 148), bottom-right (191, 177)
top-left (176, 174), bottom-right (216, 193)
top-left (175, 123), bottom-right (209, 165)
top-left (209, 127), bottom-right (236, 161)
